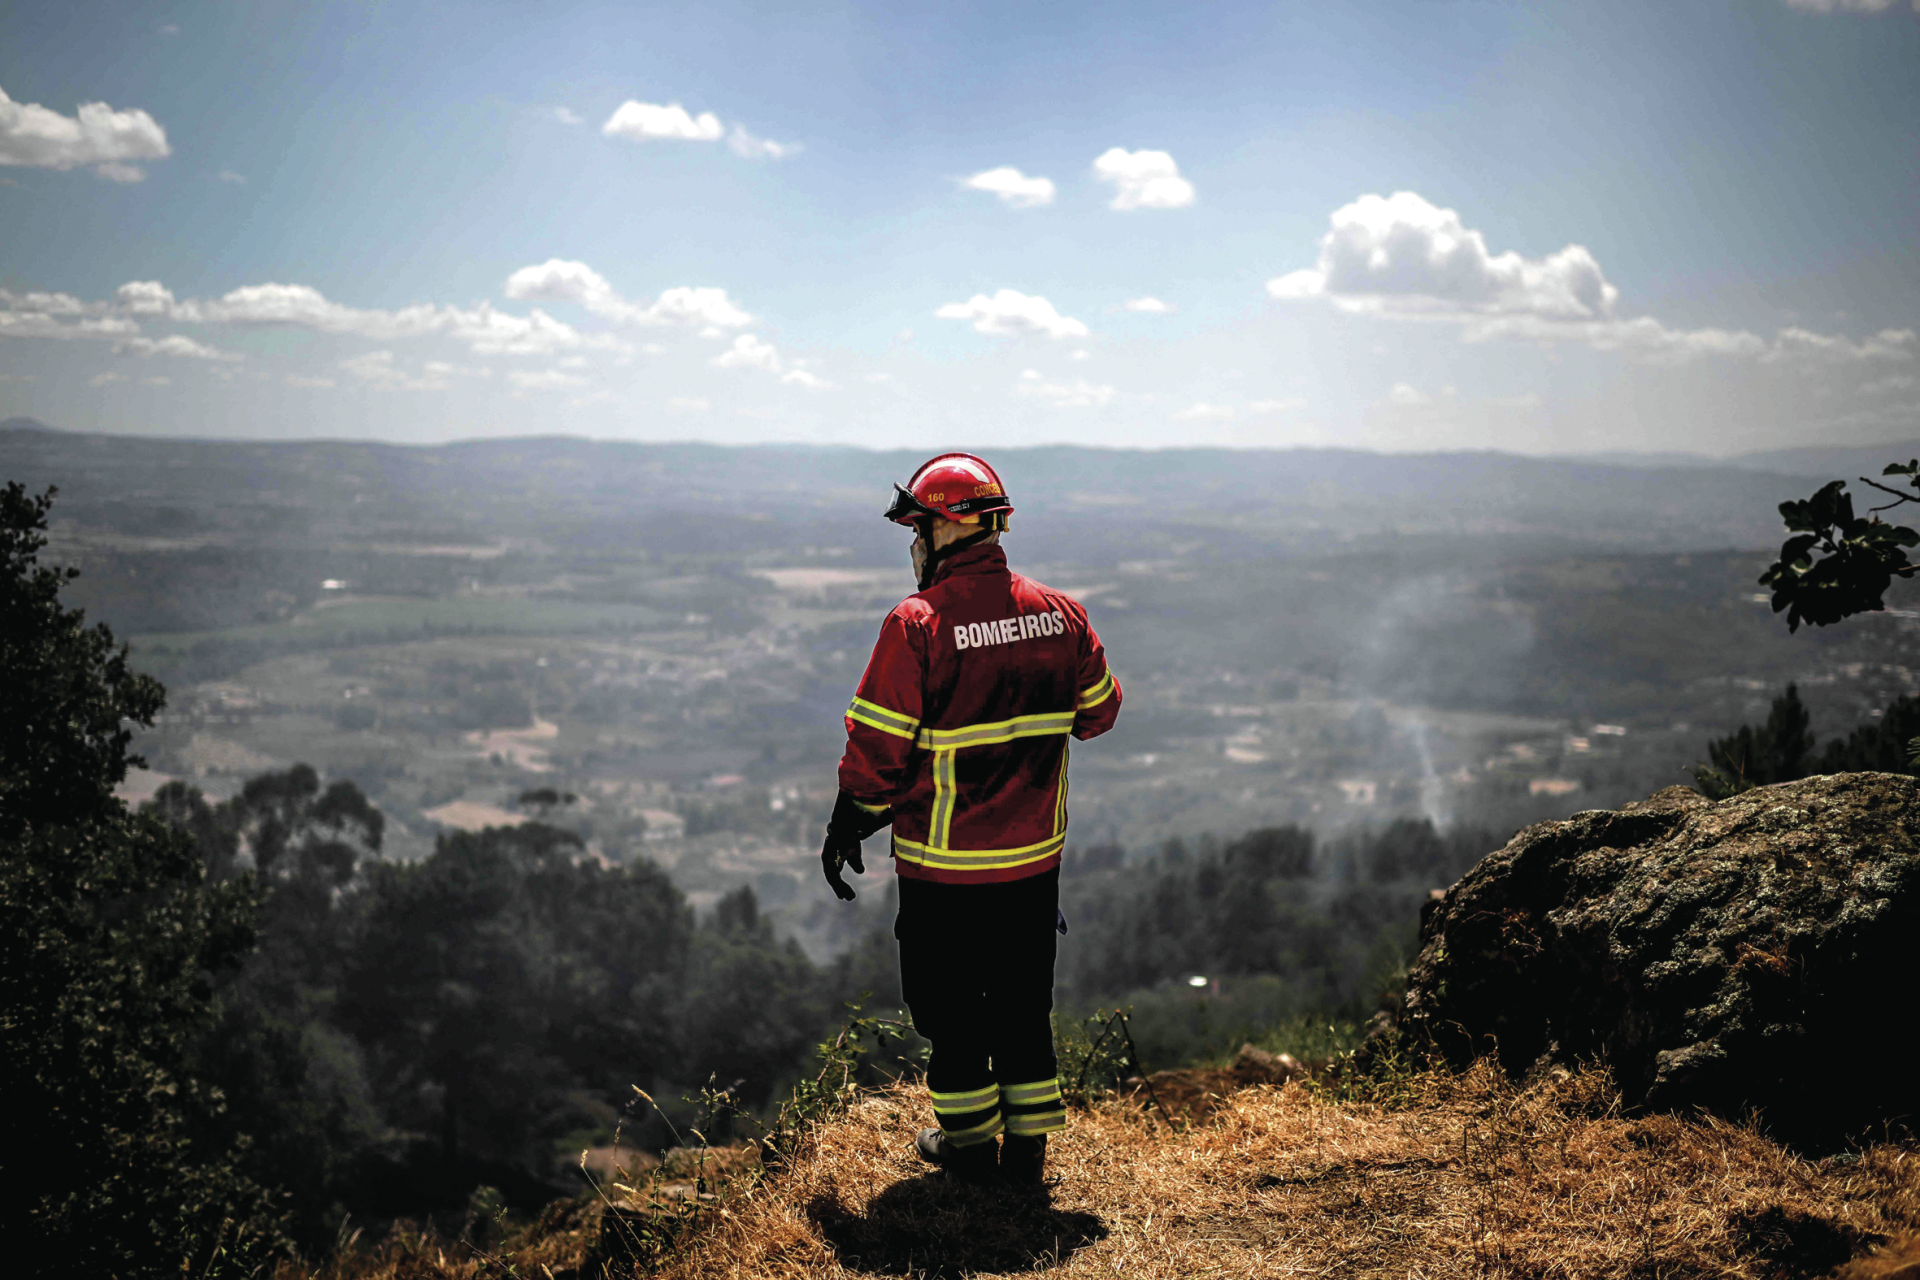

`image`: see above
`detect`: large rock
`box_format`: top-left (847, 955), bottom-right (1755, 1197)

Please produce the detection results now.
top-left (1385, 773), bottom-right (1920, 1145)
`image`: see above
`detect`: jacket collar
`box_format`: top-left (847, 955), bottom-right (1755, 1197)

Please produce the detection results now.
top-left (930, 540), bottom-right (1007, 587)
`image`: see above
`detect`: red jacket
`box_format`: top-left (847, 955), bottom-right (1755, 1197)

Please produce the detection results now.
top-left (837, 542), bottom-right (1122, 884)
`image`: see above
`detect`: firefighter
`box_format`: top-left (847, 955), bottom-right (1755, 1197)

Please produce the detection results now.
top-left (819, 452), bottom-right (1123, 1186)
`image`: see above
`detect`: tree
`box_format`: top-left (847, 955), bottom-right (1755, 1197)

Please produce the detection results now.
top-left (1690, 684), bottom-right (1816, 799)
top-left (0, 484), bottom-right (280, 1275)
top-left (1757, 462), bottom-right (1920, 769)
top-left (150, 770), bottom-right (385, 1247)
top-left (1759, 463), bottom-right (1920, 632)
top-left (1816, 693), bottom-right (1920, 775)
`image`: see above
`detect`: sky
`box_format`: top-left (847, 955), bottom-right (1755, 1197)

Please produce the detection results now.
top-left (2, 0), bottom-right (1917, 455)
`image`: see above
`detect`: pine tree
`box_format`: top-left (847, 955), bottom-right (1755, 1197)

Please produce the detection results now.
top-left (1691, 684), bottom-right (1816, 799)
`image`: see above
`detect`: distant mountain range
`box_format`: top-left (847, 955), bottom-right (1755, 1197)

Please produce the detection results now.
top-left (1565, 441), bottom-right (1920, 476)
top-left (0, 422), bottom-right (1903, 559)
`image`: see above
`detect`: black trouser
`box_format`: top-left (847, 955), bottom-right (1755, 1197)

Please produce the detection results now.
top-left (895, 868), bottom-right (1064, 1146)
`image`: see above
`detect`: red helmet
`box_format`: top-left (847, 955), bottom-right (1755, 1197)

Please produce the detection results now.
top-left (883, 453), bottom-right (1014, 528)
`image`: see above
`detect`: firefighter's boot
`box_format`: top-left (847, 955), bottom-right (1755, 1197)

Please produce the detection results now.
top-left (915, 1127), bottom-right (999, 1185)
top-left (1000, 1133), bottom-right (1047, 1186)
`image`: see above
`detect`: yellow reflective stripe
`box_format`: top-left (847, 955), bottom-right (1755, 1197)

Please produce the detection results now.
top-left (847, 695), bottom-right (919, 739)
top-left (914, 711), bottom-right (1075, 750)
top-left (1005, 1109), bottom-right (1066, 1136)
top-left (1077, 670), bottom-right (1115, 711)
top-left (851, 797), bottom-right (889, 815)
top-left (929, 749), bottom-right (957, 847)
top-left (1001, 1079), bottom-right (1062, 1106)
top-left (893, 831), bottom-right (1066, 872)
top-left (1052, 743), bottom-right (1070, 837)
top-left (929, 1084), bottom-right (1000, 1113)
top-left (943, 1112), bottom-right (1005, 1148)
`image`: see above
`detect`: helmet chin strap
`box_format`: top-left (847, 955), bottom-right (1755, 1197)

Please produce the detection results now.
top-left (914, 519), bottom-right (996, 591)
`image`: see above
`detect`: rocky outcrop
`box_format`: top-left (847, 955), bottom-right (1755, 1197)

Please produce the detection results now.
top-left (1380, 773), bottom-right (1920, 1145)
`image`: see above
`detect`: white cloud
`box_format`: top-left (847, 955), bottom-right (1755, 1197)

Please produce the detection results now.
top-left (936, 289), bottom-right (1089, 340)
top-left (1092, 148), bottom-right (1195, 211)
top-left (341, 351), bottom-right (405, 385)
top-left (1370, 383), bottom-right (1461, 413)
top-left (0, 84), bottom-right (171, 180)
top-left (728, 124), bottom-right (796, 159)
top-left (602, 100), bottom-right (724, 143)
top-left (962, 167), bottom-right (1055, 209)
top-left (0, 310), bottom-right (140, 340)
top-left (119, 279), bottom-right (620, 356)
top-left (1249, 397), bottom-right (1308, 413)
top-left (701, 335), bottom-right (832, 388)
top-left (422, 360), bottom-right (491, 378)
top-left (600, 101), bottom-right (795, 159)
top-left (508, 368), bottom-right (588, 391)
top-left (1860, 374), bottom-right (1918, 396)
top-left (503, 259), bottom-right (752, 329)
top-left (711, 333), bottom-right (782, 371)
top-left (1, 288), bottom-right (90, 316)
top-left (1783, 0), bottom-right (1903, 11)
top-left (1259, 190), bottom-right (1903, 365)
top-left (668, 396), bottom-right (711, 412)
top-left (0, 372), bottom-right (36, 383)
top-left (1270, 191), bottom-right (1619, 321)
top-left (1763, 326), bottom-right (1917, 364)
top-left (1015, 372), bottom-right (1115, 408)
top-left (1123, 296), bottom-right (1172, 313)
top-left (285, 374), bottom-right (335, 388)
top-left (116, 334), bottom-right (240, 361)
top-left (1461, 313), bottom-right (1770, 362)
top-left (114, 281), bottom-right (176, 314)
top-left (89, 370), bottom-right (127, 386)
top-left (547, 106), bottom-right (584, 125)
top-left (340, 350), bottom-right (463, 391)
top-left (1070, 349), bottom-right (1091, 361)
top-left (141, 375), bottom-right (171, 386)
top-left (1173, 402), bottom-right (1235, 421)
top-left (217, 169), bottom-right (245, 184)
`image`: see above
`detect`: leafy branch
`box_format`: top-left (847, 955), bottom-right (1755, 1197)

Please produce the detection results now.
top-left (1758, 463), bottom-right (1920, 632)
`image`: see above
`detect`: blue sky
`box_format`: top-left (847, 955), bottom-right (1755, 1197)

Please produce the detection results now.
top-left (2, 0), bottom-right (1916, 453)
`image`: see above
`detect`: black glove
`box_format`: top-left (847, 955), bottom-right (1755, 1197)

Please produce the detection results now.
top-left (821, 790), bottom-right (891, 902)
top-left (822, 834), bottom-right (865, 901)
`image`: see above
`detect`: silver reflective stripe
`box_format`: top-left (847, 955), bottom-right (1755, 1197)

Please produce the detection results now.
top-left (929, 749), bottom-right (957, 848)
top-left (1005, 1108), bottom-right (1066, 1136)
top-left (915, 711), bottom-right (1075, 750)
top-left (930, 1084), bottom-right (1000, 1113)
top-left (847, 695), bottom-right (919, 738)
top-left (944, 1112), bottom-right (1005, 1147)
top-left (895, 832), bottom-right (1066, 871)
top-left (1001, 1079), bottom-right (1062, 1106)
top-left (1077, 670), bottom-right (1115, 710)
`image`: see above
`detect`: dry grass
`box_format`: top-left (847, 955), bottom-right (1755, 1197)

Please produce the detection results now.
top-left (652, 1062), bottom-right (1919, 1280)
top-left (281, 1062), bottom-right (1920, 1280)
